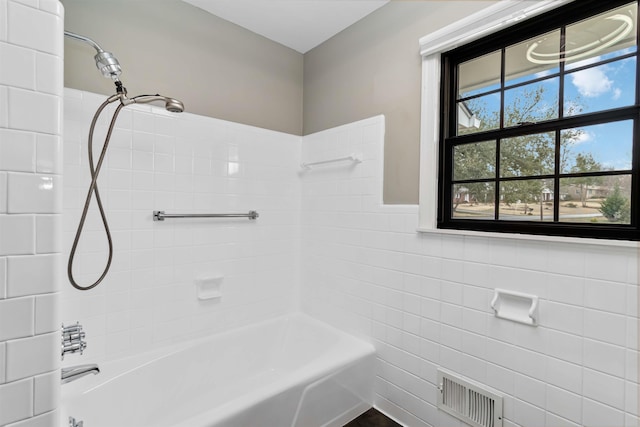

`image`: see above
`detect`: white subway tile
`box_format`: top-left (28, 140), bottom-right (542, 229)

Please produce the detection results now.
top-left (546, 385), bottom-right (582, 425)
top-left (0, 129), bottom-right (36, 172)
top-left (514, 373), bottom-right (546, 408)
top-left (35, 134), bottom-right (61, 173)
top-left (35, 215), bottom-right (60, 254)
top-left (35, 52), bottom-right (61, 96)
top-left (583, 397), bottom-right (625, 427)
top-left (0, 377), bottom-right (33, 425)
top-left (545, 355), bottom-right (582, 394)
top-left (0, 0), bottom-right (6, 42)
top-left (4, 410), bottom-right (58, 427)
top-left (584, 279), bottom-right (628, 315)
top-left (540, 301), bottom-right (583, 335)
top-left (33, 370), bottom-right (57, 415)
top-left (0, 42), bottom-right (35, 89)
top-left (0, 296), bottom-right (34, 340)
top-left (584, 308), bottom-right (627, 347)
top-left (39, 0), bottom-right (64, 15)
top-left (0, 214), bottom-right (34, 255)
top-left (7, 1), bottom-right (61, 54)
top-left (0, 172), bottom-right (6, 213)
top-left (8, 88), bottom-right (60, 135)
top-left (583, 338), bottom-right (626, 378)
top-left (5, 332), bottom-right (58, 381)
top-left (7, 173), bottom-right (61, 213)
top-left (626, 381), bottom-right (638, 416)
top-left (0, 342), bottom-right (5, 383)
top-left (34, 293), bottom-right (58, 335)
top-left (0, 257), bottom-right (5, 299)
top-left (545, 412), bottom-right (582, 427)
top-left (0, 86), bottom-right (7, 127)
top-left (585, 247), bottom-right (632, 283)
top-left (6, 254), bottom-right (60, 297)
top-left (583, 367), bottom-right (625, 410)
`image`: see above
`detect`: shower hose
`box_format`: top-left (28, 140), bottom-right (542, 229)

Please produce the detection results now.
top-left (68, 96), bottom-right (124, 291)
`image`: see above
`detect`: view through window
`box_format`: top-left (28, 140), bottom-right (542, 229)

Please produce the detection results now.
top-left (439, 0), bottom-right (640, 240)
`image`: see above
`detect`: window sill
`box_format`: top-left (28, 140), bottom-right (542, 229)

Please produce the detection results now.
top-left (416, 226), bottom-right (640, 248)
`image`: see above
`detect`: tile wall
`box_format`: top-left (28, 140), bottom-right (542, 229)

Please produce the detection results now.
top-left (61, 89), bottom-right (301, 362)
top-left (0, 1), bottom-right (63, 426)
top-left (300, 116), bottom-right (640, 427)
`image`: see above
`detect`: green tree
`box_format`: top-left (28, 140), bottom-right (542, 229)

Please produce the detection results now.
top-left (599, 184), bottom-right (630, 222)
top-left (569, 153), bottom-right (603, 207)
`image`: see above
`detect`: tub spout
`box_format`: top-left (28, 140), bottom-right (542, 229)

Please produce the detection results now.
top-left (61, 364), bottom-right (100, 384)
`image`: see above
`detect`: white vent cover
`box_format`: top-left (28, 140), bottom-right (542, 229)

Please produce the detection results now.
top-left (437, 369), bottom-right (503, 427)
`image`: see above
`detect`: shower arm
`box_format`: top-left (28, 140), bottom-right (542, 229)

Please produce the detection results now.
top-left (64, 31), bottom-right (104, 53)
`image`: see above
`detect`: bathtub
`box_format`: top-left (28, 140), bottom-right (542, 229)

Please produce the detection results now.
top-left (60, 313), bottom-right (375, 427)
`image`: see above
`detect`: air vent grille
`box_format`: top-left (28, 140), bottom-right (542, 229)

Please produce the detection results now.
top-left (437, 369), bottom-right (503, 427)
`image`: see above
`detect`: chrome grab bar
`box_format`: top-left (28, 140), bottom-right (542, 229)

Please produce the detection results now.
top-left (153, 210), bottom-right (259, 221)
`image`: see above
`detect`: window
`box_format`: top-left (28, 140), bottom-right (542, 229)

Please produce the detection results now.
top-left (437, 0), bottom-right (639, 240)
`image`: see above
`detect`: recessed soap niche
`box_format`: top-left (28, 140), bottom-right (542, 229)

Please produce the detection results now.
top-left (196, 275), bottom-right (223, 301)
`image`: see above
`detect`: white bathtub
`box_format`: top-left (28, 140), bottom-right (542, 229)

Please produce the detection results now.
top-left (60, 313), bottom-right (375, 427)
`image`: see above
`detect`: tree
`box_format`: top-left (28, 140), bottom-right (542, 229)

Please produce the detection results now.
top-left (599, 184), bottom-right (630, 222)
top-left (569, 153), bottom-right (603, 207)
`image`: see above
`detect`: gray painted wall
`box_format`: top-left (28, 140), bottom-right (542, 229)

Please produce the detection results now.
top-left (303, 1), bottom-right (496, 204)
top-left (62, 0), bottom-right (304, 135)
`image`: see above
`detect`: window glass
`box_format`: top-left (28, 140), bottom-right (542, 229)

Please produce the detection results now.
top-left (453, 141), bottom-right (496, 181)
top-left (559, 175), bottom-right (631, 224)
top-left (452, 183), bottom-right (495, 220)
top-left (505, 30), bottom-right (560, 86)
top-left (498, 179), bottom-right (554, 221)
top-left (500, 132), bottom-right (555, 177)
top-left (503, 78), bottom-right (559, 127)
top-left (458, 50), bottom-right (501, 99)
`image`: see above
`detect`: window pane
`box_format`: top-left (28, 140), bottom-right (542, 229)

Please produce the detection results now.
top-left (500, 132), bottom-right (555, 177)
top-left (559, 175), bottom-right (631, 224)
top-left (565, 2), bottom-right (637, 70)
top-left (504, 78), bottom-right (559, 127)
top-left (560, 120), bottom-right (633, 173)
top-left (452, 183), bottom-right (495, 220)
top-left (453, 141), bottom-right (496, 181)
top-left (499, 179), bottom-right (554, 221)
top-left (457, 94), bottom-right (500, 135)
top-left (505, 30), bottom-right (560, 86)
top-left (564, 58), bottom-right (636, 116)
top-left (458, 50), bottom-right (501, 99)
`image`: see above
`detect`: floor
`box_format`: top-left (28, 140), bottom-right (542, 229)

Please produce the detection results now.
top-left (343, 408), bottom-right (402, 427)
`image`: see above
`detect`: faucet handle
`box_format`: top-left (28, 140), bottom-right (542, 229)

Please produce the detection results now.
top-left (61, 322), bottom-right (87, 360)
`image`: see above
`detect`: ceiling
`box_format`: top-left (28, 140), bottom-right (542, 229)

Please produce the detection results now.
top-left (182, 0), bottom-right (389, 53)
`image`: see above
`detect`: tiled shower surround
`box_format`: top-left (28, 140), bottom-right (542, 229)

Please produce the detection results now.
top-left (61, 90), bottom-right (640, 427)
top-left (0, 1), bottom-right (63, 426)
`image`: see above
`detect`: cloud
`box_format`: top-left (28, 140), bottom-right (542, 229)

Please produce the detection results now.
top-left (570, 66), bottom-right (613, 97)
top-left (612, 88), bottom-right (622, 100)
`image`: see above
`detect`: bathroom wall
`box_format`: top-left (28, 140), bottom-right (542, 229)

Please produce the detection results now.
top-left (300, 116), bottom-right (639, 427)
top-left (0, 1), bottom-right (64, 426)
top-left (303, 0), bottom-right (499, 204)
top-left (61, 0), bottom-right (304, 135)
top-left (61, 88), bottom-right (301, 362)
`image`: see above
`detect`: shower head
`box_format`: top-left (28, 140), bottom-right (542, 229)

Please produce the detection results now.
top-left (130, 94), bottom-right (184, 113)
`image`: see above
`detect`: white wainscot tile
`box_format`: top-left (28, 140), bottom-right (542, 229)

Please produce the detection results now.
top-left (0, 214), bottom-right (35, 255)
top-left (585, 246), bottom-right (632, 283)
top-left (0, 86), bottom-right (7, 128)
top-left (547, 274), bottom-right (584, 306)
top-left (0, 342), bottom-right (4, 383)
top-left (545, 357), bottom-right (583, 394)
top-left (34, 293), bottom-right (58, 335)
top-left (7, 173), bottom-right (61, 214)
top-left (0, 0), bottom-right (6, 42)
top-left (543, 328), bottom-right (583, 364)
top-left (539, 301), bottom-right (583, 335)
top-left (7, 1), bottom-right (61, 54)
top-left (0, 296), bottom-right (33, 340)
top-left (5, 332), bottom-right (58, 381)
top-left (33, 370), bottom-right (57, 415)
top-left (0, 377), bottom-right (33, 425)
top-left (627, 380), bottom-right (638, 416)
top-left (0, 128), bottom-right (35, 172)
top-left (6, 254), bottom-right (60, 297)
top-left (36, 134), bottom-right (62, 174)
top-left (8, 88), bottom-right (61, 135)
top-left (0, 41), bottom-right (35, 89)
top-left (0, 257), bottom-right (5, 299)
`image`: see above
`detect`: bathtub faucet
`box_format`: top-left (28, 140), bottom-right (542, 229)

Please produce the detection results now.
top-left (61, 364), bottom-right (100, 384)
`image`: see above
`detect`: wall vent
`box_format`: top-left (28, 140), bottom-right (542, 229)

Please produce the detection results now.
top-left (437, 368), bottom-right (503, 427)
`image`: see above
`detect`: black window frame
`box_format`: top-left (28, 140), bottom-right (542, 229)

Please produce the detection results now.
top-left (438, 0), bottom-right (640, 241)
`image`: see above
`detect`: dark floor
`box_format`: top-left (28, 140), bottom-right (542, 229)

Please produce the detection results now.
top-left (343, 408), bottom-right (402, 427)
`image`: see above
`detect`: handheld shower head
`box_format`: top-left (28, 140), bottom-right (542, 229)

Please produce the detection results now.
top-left (130, 94), bottom-right (184, 113)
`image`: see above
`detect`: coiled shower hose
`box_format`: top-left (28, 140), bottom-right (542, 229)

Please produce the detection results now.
top-left (68, 96), bottom-right (124, 291)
